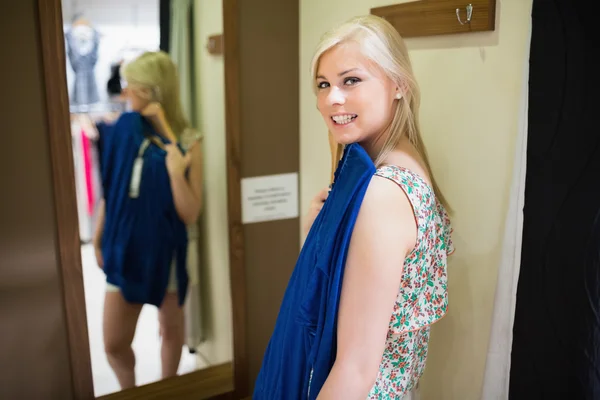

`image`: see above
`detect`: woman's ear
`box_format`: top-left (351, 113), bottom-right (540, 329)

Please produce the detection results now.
top-left (396, 80), bottom-right (409, 98)
top-left (151, 86), bottom-right (162, 102)
top-left (145, 88), bottom-right (155, 100)
top-left (134, 86), bottom-right (153, 100)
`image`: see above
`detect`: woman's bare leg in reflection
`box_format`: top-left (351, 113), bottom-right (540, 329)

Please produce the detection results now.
top-left (158, 292), bottom-right (185, 378)
top-left (103, 291), bottom-right (143, 389)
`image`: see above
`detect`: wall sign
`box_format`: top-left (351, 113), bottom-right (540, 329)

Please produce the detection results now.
top-left (241, 172), bottom-right (299, 224)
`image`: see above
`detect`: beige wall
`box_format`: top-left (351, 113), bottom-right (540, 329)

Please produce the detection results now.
top-left (300, 0), bottom-right (533, 398)
top-left (193, 0), bottom-right (233, 365)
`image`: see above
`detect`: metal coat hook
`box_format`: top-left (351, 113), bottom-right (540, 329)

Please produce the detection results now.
top-left (456, 3), bottom-right (473, 25)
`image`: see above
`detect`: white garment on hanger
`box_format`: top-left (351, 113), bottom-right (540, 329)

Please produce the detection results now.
top-left (480, 17), bottom-right (532, 400)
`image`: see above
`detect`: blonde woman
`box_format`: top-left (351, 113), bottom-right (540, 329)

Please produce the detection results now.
top-left (92, 51), bottom-right (202, 389)
top-left (253, 15), bottom-right (453, 399)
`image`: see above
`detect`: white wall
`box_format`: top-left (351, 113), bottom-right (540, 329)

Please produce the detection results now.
top-left (300, 0), bottom-right (533, 398)
top-left (193, 0), bottom-right (233, 365)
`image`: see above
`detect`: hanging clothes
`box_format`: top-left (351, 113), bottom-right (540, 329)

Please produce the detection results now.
top-left (71, 118), bottom-right (92, 242)
top-left (97, 112), bottom-right (189, 307)
top-left (80, 127), bottom-right (95, 216)
top-left (71, 115), bottom-right (103, 242)
top-left (106, 62), bottom-right (123, 97)
top-left (65, 25), bottom-right (100, 106)
top-left (509, 0), bottom-right (600, 397)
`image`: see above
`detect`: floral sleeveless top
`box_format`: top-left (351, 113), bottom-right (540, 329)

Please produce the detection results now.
top-left (367, 165), bottom-right (454, 399)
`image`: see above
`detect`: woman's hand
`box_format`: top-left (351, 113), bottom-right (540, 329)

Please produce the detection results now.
top-left (141, 102), bottom-right (165, 120)
top-left (141, 102), bottom-right (177, 143)
top-left (303, 187), bottom-right (330, 237)
top-left (165, 143), bottom-right (195, 177)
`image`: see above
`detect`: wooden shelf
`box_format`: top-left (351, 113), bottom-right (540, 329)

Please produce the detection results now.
top-left (371, 0), bottom-right (496, 38)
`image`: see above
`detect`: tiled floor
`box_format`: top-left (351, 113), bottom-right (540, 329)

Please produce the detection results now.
top-left (80, 244), bottom-right (200, 397)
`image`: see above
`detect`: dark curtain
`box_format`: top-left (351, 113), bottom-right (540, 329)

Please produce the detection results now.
top-left (510, 0), bottom-right (599, 398)
top-left (159, 0), bottom-right (171, 53)
top-left (158, 0), bottom-right (196, 124)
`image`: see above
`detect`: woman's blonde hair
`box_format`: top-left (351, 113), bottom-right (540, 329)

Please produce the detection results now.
top-left (311, 15), bottom-right (450, 211)
top-left (121, 51), bottom-right (190, 138)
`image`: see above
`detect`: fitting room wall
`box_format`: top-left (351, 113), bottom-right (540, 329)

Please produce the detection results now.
top-left (236, 0), bottom-right (300, 387)
top-left (0, 1), bottom-right (74, 398)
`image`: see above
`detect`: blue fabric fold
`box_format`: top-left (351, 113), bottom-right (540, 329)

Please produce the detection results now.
top-left (253, 143), bottom-right (376, 399)
top-left (96, 112), bottom-right (189, 307)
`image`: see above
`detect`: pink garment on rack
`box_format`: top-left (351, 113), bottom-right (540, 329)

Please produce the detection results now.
top-left (81, 128), bottom-right (95, 216)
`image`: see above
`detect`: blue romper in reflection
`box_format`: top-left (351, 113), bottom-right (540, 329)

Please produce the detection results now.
top-left (253, 143), bottom-right (376, 400)
top-left (97, 112), bottom-right (188, 307)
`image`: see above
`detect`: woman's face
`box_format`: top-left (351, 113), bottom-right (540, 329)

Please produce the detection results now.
top-left (316, 42), bottom-right (399, 151)
top-left (123, 84), bottom-right (151, 112)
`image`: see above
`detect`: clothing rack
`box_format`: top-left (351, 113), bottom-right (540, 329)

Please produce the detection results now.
top-left (70, 100), bottom-right (125, 115)
top-left (70, 111), bottom-right (105, 244)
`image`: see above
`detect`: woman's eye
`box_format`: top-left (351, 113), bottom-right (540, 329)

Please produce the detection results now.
top-left (345, 77), bottom-right (361, 86)
top-left (317, 81), bottom-right (329, 89)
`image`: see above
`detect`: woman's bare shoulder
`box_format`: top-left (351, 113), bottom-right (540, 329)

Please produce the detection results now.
top-left (354, 175), bottom-right (418, 256)
top-left (179, 128), bottom-right (203, 150)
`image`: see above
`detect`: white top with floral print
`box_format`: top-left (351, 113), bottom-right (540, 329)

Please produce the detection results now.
top-left (367, 165), bottom-right (454, 399)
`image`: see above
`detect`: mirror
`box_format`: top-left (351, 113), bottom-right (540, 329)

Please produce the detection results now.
top-left (59, 0), bottom-right (232, 396)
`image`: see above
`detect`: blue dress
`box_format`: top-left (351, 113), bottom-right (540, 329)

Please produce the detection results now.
top-left (96, 112), bottom-right (189, 307)
top-left (253, 143), bottom-right (376, 399)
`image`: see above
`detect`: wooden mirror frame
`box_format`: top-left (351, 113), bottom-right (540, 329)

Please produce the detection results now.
top-left (38, 0), bottom-right (248, 398)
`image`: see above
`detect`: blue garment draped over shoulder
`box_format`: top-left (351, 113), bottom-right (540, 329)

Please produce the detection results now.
top-left (96, 112), bottom-right (188, 307)
top-left (253, 143), bottom-right (376, 400)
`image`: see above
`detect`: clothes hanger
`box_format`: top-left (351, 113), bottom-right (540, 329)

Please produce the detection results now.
top-left (72, 17), bottom-right (92, 27)
top-left (71, 11), bottom-right (92, 28)
top-left (69, 12), bottom-right (102, 38)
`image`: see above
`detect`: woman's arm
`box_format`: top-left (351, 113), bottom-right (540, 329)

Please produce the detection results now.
top-left (302, 187), bottom-right (330, 239)
top-left (167, 140), bottom-right (203, 225)
top-left (316, 176), bottom-right (417, 400)
top-left (140, 102), bottom-right (202, 224)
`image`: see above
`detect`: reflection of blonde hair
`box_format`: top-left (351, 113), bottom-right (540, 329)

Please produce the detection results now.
top-left (312, 15), bottom-right (450, 211)
top-left (121, 51), bottom-right (190, 138)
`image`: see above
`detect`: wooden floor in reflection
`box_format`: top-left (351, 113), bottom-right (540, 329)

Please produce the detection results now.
top-left (81, 244), bottom-right (203, 397)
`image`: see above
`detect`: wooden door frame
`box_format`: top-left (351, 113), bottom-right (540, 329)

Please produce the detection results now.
top-left (37, 0), bottom-right (249, 398)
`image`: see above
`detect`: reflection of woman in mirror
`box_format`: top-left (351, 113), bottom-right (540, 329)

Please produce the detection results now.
top-left (90, 51), bottom-right (202, 389)
top-left (254, 16), bottom-right (454, 400)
